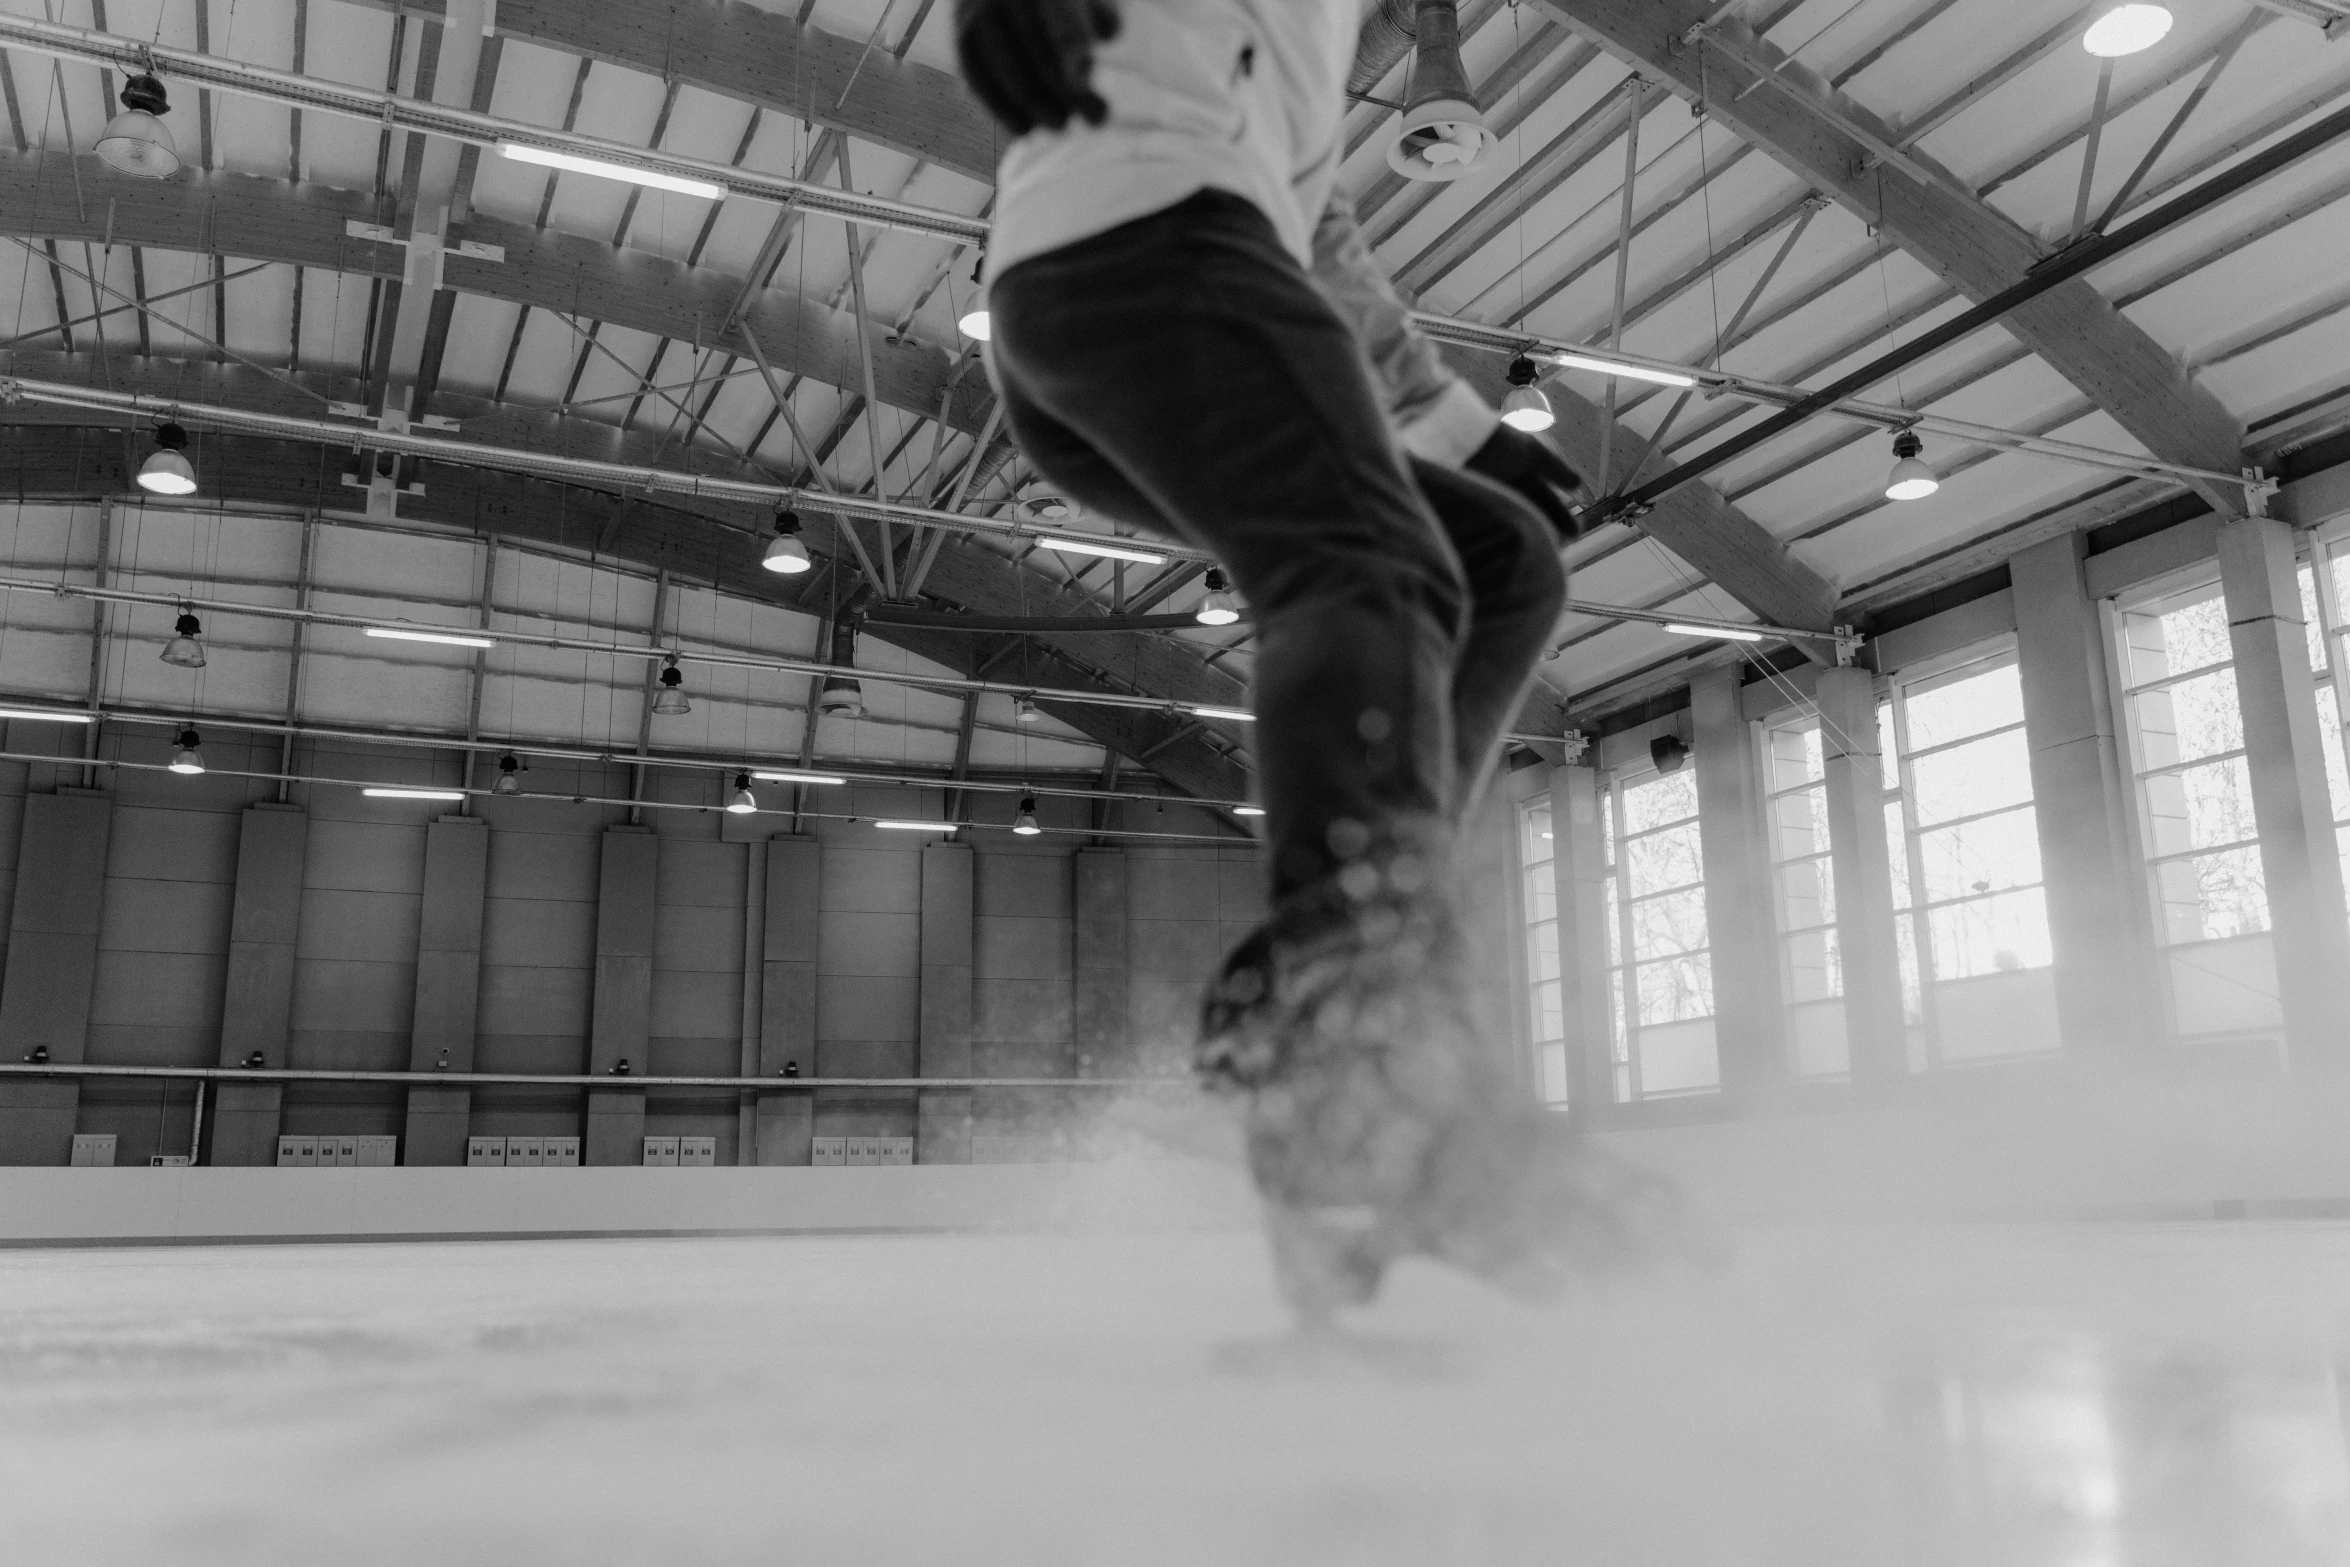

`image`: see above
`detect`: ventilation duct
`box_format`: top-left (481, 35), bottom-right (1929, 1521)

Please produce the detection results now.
top-left (817, 620), bottom-right (865, 718)
top-left (1372, 0), bottom-right (1495, 183)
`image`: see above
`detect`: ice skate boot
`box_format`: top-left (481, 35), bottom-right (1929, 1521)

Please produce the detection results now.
top-left (1199, 872), bottom-right (1717, 1320)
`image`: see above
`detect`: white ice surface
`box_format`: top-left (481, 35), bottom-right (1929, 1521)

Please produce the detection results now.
top-left (5, 1222), bottom-right (2350, 1565)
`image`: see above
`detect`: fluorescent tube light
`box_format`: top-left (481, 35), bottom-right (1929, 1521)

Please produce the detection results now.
top-left (874, 820), bottom-right (958, 832)
top-left (1662, 622), bottom-right (1766, 643)
top-left (1190, 706), bottom-right (1255, 722)
top-left (0, 707), bottom-right (97, 724)
top-left (1546, 352), bottom-right (1697, 389)
top-left (363, 787), bottom-right (468, 801)
top-left (1030, 536), bottom-right (1166, 566)
top-left (497, 142), bottom-right (725, 201)
top-left (366, 626), bottom-right (497, 649)
top-left (752, 769), bottom-right (848, 786)
top-left (1232, 805), bottom-right (1266, 817)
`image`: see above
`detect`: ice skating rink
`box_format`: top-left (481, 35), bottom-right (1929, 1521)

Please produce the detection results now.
top-left (5, 1219), bottom-right (2348, 1566)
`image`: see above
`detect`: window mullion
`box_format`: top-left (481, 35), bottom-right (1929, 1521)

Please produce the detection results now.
top-left (1891, 685), bottom-right (1941, 1066)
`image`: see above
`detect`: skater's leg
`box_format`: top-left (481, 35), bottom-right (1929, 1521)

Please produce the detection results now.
top-left (1409, 458), bottom-right (1567, 818)
top-left (989, 191), bottom-right (1470, 902)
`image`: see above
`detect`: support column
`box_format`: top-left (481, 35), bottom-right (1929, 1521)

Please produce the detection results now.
top-left (1691, 666), bottom-right (1785, 1094)
top-left (754, 835), bottom-right (819, 1164)
top-left (2219, 515), bottom-right (2350, 1062)
top-left (1072, 848), bottom-right (1128, 1075)
top-left (0, 788), bottom-right (111, 1164)
top-left (917, 839), bottom-right (973, 1164)
top-left (584, 826), bottom-right (657, 1165)
top-left (402, 815), bottom-right (489, 1165)
top-left (1816, 668), bottom-right (1907, 1083)
top-left (1547, 763), bottom-right (1616, 1119)
top-left (210, 804), bottom-right (307, 1165)
top-left (2012, 533), bottom-right (2164, 1058)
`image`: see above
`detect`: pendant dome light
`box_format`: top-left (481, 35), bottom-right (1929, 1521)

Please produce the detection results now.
top-left (1884, 430), bottom-right (1940, 501)
top-left (1014, 694), bottom-right (1043, 724)
top-left (727, 773), bottom-right (759, 815)
top-left (494, 753), bottom-right (522, 795)
top-left (1195, 569), bottom-right (1240, 627)
top-left (652, 655), bottom-right (691, 715)
top-left (169, 728), bottom-right (204, 775)
top-left (762, 509), bottom-right (812, 574)
top-left (2083, 4), bottom-right (2171, 57)
top-left (159, 606), bottom-right (206, 668)
top-left (95, 73), bottom-right (181, 179)
top-left (137, 423), bottom-right (197, 495)
top-left (1013, 795), bottom-right (1042, 836)
top-left (1499, 356), bottom-right (1555, 433)
top-left (957, 255), bottom-right (991, 341)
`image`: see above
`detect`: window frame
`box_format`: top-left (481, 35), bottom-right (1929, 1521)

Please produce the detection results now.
top-left (1602, 762), bottom-right (1715, 1102)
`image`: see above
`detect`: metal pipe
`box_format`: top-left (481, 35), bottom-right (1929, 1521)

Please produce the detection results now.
top-left (1595, 78), bottom-right (1646, 496)
top-left (0, 1061), bottom-right (1187, 1091)
top-left (276, 513), bottom-right (317, 802)
top-left (79, 496), bottom-right (110, 789)
top-left (0, 12), bottom-right (991, 244)
top-left (6, 694), bottom-right (1249, 809)
top-left (0, 745), bottom-right (1248, 842)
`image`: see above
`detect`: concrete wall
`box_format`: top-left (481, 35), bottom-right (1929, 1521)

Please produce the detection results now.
top-left (0, 733), bottom-right (1269, 1167)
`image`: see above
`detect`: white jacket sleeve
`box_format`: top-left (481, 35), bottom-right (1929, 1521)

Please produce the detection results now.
top-left (1310, 191), bottom-right (1499, 467)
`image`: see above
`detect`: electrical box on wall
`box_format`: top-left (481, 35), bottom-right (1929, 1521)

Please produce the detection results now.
top-left (505, 1136), bottom-right (543, 1167)
top-left (679, 1136), bottom-right (716, 1168)
top-left (642, 1136), bottom-right (680, 1167)
top-left (276, 1136), bottom-right (318, 1167)
top-left (811, 1136), bottom-right (912, 1167)
top-left (354, 1136), bottom-right (398, 1167)
top-left (69, 1134), bottom-right (116, 1168)
top-left (466, 1136), bottom-right (507, 1168)
top-left (544, 1136), bottom-right (579, 1167)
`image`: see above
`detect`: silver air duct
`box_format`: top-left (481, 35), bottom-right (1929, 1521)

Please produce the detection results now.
top-left (1379, 0), bottom-right (1495, 183)
top-left (816, 620), bottom-right (865, 718)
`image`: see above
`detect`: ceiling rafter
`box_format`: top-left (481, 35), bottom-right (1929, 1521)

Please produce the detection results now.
top-left (0, 411), bottom-right (1255, 802)
top-left (1536, 0), bottom-right (2249, 514)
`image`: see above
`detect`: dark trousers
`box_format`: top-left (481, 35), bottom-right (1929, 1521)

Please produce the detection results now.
top-left (989, 190), bottom-right (1564, 900)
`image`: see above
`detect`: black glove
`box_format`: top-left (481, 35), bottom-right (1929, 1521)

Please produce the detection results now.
top-left (955, 0), bottom-right (1121, 137)
top-left (1464, 423), bottom-right (1593, 545)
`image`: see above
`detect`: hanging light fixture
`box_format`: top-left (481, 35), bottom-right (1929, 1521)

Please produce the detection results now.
top-left (2083, 4), bottom-right (2172, 56)
top-left (137, 423), bottom-right (197, 495)
top-left (159, 607), bottom-right (206, 668)
top-left (1013, 795), bottom-right (1042, 836)
top-left (1884, 430), bottom-right (1940, 501)
top-left (1014, 695), bottom-right (1043, 724)
top-left (727, 773), bottom-right (759, 815)
top-left (957, 254), bottom-right (991, 341)
top-left (763, 508), bottom-right (812, 574)
top-left (95, 73), bottom-right (181, 179)
top-left (652, 655), bottom-right (691, 716)
top-left (169, 728), bottom-right (204, 775)
top-left (1500, 356), bottom-right (1555, 433)
top-left (1195, 569), bottom-right (1241, 627)
top-left (494, 753), bottom-right (522, 795)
